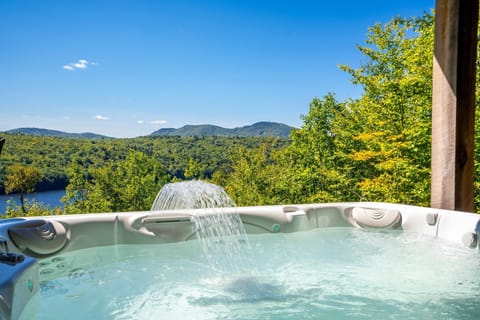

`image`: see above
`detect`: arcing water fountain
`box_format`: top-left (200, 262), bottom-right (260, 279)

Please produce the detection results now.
top-left (151, 180), bottom-right (248, 272)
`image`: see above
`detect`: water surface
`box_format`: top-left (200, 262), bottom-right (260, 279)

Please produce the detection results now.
top-left (34, 228), bottom-right (480, 320)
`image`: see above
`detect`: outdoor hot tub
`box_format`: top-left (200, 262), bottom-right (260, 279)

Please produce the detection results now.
top-left (1, 202), bottom-right (480, 319)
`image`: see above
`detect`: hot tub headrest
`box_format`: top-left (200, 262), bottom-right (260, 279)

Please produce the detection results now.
top-left (8, 219), bottom-right (68, 256)
top-left (350, 207), bottom-right (402, 229)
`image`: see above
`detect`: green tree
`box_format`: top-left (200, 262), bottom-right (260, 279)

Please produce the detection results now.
top-left (62, 159), bottom-right (91, 213)
top-left (64, 151), bottom-right (169, 213)
top-left (5, 164), bottom-right (42, 213)
top-left (214, 143), bottom-right (282, 206)
top-left (276, 94), bottom-right (355, 203)
top-left (332, 13), bottom-right (434, 206)
top-left (221, 13), bottom-right (436, 207)
top-left (184, 157), bottom-right (206, 180)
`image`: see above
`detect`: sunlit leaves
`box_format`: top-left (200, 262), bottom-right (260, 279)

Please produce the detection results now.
top-left (63, 151), bottom-right (168, 213)
top-left (5, 164), bottom-right (42, 213)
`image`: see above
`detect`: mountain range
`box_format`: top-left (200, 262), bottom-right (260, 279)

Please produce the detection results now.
top-left (3, 122), bottom-right (294, 139)
top-left (150, 122), bottom-right (293, 138)
top-left (3, 127), bottom-right (109, 139)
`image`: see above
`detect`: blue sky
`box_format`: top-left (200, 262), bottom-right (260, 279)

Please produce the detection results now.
top-left (1, 0), bottom-right (434, 138)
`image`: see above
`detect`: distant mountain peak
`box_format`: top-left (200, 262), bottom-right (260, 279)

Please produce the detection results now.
top-left (4, 127), bottom-right (110, 139)
top-left (3, 122), bottom-right (294, 139)
top-left (150, 121), bottom-right (294, 138)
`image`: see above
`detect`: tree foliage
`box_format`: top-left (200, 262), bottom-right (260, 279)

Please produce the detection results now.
top-left (5, 199), bottom-right (63, 218)
top-left (0, 134), bottom-right (287, 194)
top-left (276, 94), bottom-right (354, 203)
top-left (218, 12), bottom-right (437, 208)
top-left (5, 164), bottom-right (42, 213)
top-left (184, 158), bottom-right (206, 180)
top-left (63, 151), bottom-right (168, 213)
top-left (335, 14), bottom-right (434, 206)
top-left (213, 143), bottom-right (282, 206)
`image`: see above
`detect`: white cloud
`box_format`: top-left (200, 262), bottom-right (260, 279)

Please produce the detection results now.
top-left (95, 114), bottom-right (110, 120)
top-left (150, 120), bottom-right (167, 125)
top-left (74, 61), bottom-right (87, 69)
top-left (136, 120), bottom-right (144, 124)
top-left (63, 59), bottom-right (96, 71)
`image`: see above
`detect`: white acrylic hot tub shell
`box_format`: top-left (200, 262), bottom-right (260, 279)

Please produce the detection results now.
top-left (0, 202), bottom-right (479, 320)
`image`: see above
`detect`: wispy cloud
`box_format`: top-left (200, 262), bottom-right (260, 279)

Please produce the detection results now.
top-left (150, 120), bottom-right (167, 125)
top-left (137, 119), bottom-right (168, 126)
top-left (63, 59), bottom-right (96, 71)
top-left (95, 114), bottom-right (110, 120)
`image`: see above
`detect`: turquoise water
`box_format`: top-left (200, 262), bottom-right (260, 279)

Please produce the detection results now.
top-left (34, 228), bottom-right (480, 320)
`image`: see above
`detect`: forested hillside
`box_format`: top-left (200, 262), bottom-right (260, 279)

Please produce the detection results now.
top-left (5, 128), bottom-right (110, 139)
top-left (150, 121), bottom-right (293, 138)
top-left (0, 134), bottom-right (287, 194)
top-left (7, 121), bottom-right (293, 139)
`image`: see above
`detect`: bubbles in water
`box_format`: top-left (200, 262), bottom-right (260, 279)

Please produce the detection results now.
top-left (37, 229), bottom-right (480, 320)
top-left (68, 268), bottom-right (89, 280)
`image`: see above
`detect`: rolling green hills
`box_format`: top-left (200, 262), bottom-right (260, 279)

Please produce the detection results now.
top-left (5, 121), bottom-right (294, 139)
top-left (150, 122), bottom-right (294, 138)
top-left (5, 128), bottom-right (110, 139)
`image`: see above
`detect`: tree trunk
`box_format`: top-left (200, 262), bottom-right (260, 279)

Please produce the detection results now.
top-left (19, 193), bottom-right (26, 214)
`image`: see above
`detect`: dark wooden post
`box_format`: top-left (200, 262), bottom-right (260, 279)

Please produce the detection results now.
top-left (431, 0), bottom-right (479, 212)
top-left (0, 137), bottom-right (4, 156)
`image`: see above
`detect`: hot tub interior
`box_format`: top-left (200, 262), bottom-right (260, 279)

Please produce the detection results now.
top-left (1, 202), bottom-right (480, 319)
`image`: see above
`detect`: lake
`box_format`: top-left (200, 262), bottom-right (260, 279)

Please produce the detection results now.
top-left (0, 189), bottom-right (66, 215)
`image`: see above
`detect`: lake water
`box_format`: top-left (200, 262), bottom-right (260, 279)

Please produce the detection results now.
top-left (0, 189), bottom-right (65, 215)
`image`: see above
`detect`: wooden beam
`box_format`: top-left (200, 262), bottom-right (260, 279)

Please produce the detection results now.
top-left (431, 0), bottom-right (479, 212)
top-left (0, 137), bottom-right (4, 156)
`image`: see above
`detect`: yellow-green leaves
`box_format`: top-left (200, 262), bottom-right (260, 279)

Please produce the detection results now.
top-left (5, 164), bottom-right (42, 213)
top-left (63, 151), bottom-right (168, 213)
